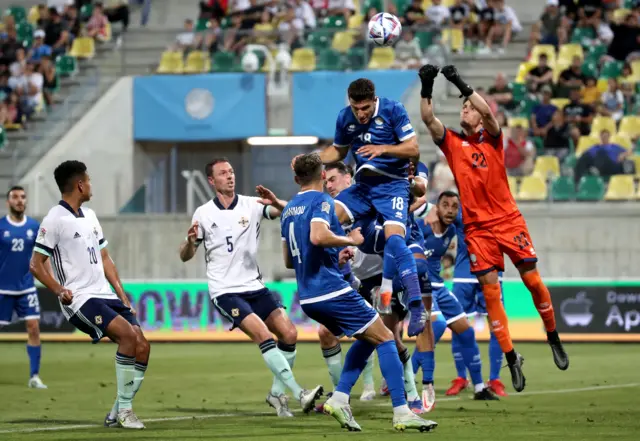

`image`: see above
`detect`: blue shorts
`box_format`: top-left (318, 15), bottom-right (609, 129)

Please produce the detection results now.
top-left (68, 298), bottom-right (139, 343)
top-left (302, 290), bottom-right (378, 338)
top-left (0, 292), bottom-right (41, 325)
top-left (335, 175), bottom-right (409, 230)
top-left (431, 285), bottom-right (466, 325)
top-left (213, 288), bottom-right (282, 330)
top-left (353, 218), bottom-right (385, 255)
top-left (407, 215), bottom-right (425, 254)
top-left (453, 281), bottom-right (504, 315)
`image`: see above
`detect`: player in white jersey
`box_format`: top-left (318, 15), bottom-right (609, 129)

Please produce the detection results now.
top-left (30, 160), bottom-right (150, 430)
top-left (179, 158), bottom-right (323, 417)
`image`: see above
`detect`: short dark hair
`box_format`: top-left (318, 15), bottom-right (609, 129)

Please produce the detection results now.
top-left (348, 78), bottom-right (375, 102)
top-left (539, 53), bottom-right (548, 60)
top-left (325, 161), bottom-right (353, 177)
top-left (54, 160), bottom-right (87, 193)
top-left (6, 185), bottom-right (24, 199)
top-left (294, 153), bottom-right (323, 185)
top-left (205, 157), bottom-right (230, 178)
top-left (437, 190), bottom-right (459, 203)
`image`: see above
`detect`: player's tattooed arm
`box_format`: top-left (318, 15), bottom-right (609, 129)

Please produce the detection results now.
top-left (30, 252), bottom-right (72, 305)
top-left (179, 222), bottom-right (200, 262)
top-left (101, 248), bottom-right (134, 313)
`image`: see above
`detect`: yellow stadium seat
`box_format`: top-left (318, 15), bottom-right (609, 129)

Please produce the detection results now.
top-left (290, 48), bottom-right (316, 72)
top-left (604, 175), bottom-right (635, 201)
top-left (156, 51), bottom-right (184, 74)
top-left (253, 23), bottom-right (275, 45)
top-left (422, 0), bottom-right (433, 10)
top-left (531, 44), bottom-right (556, 67)
top-left (576, 136), bottom-right (599, 156)
top-left (98, 22), bottom-right (112, 42)
top-left (348, 15), bottom-right (363, 30)
top-left (619, 116), bottom-right (640, 138)
top-left (515, 61), bottom-right (535, 83)
top-left (69, 37), bottom-right (96, 59)
top-left (442, 28), bottom-right (464, 53)
top-left (368, 47), bottom-right (395, 70)
top-left (611, 133), bottom-right (632, 150)
top-left (442, 0), bottom-right (455, 6)
top-left (517, 175), bottom-right (548, 201)
top-left (558, 44), bottom-right (583, 64)
top-left (633, 156), bottom-right (640, 177)
top-left (508, 176), bottom-right (518, 195)
top-left (613, 8), bottom-right (631, 22)
top-left (28, 6), bottom-right (39, 24)
top-left (332, 31), bottom-right (354, 53)
top-left (630, 60), bottom-right (640, 80)
top-left (508, 117), bottom-right (529, 129)
top-left (533, 155), bottom-right (560, 179)
top-left (597, 77), bottom-right (609, 93)
top-left (184, 51), bottom-right (209, 73)
top-left (590, 116), bottom-right (616, 136)
top-left (553, 60), bottom-right (570, 82)
top-left (550, 98), bottom-right (570, 110)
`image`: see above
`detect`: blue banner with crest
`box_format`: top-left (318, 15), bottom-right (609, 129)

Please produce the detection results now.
top-left (133, 74), bottom-right (267, 141)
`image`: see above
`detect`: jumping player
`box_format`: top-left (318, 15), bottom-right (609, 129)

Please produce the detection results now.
top-left (417, 64), bottom-right (569, 392)
top-left (282, 153), bottom-right (437, 432)
top-left (0, 186), bottom-right (47, 389)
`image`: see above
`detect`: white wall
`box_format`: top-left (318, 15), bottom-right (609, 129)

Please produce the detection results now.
top-left (21, 77), bottom-right (136, 216)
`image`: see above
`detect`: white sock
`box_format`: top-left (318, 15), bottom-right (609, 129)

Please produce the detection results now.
top-left (381, 278), bottom-right (393, 293)
top-left (332, 391), bottom-right (350, 405)
top-left (474, 383), bottom-right (485, 393)
top-left (393, 404), bottom-right (411, 416)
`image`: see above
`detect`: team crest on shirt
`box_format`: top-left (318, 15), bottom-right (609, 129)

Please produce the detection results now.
top-left (95, 315), bottom-right (103, 325)
top-left (231, 308), bottom-right (240, 317)
top-left (26, 229), bottom-right (33, 238)
top-left (347, 124), bottom-right (356, 132)
top-left (444, 237), bottom-right (450, 247)
top-left (374, 117), bottom-right (384, 126)
top-left (3, 231), bottom-right (9, 238)
top-left (470, 254), bottom-right (477, 265)
top-left (93, 227), bottom-right (99, 238)
top-left (321, 202), bottom-right (330, 213)
top-left (37, 228), bottom-right (46, 239)
top-left (238, 217), bottom-right (249, 228)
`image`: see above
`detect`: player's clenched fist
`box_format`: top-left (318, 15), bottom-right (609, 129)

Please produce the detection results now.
top-left (418, 64), bottom-right (439, 81)
top-left (186, 221), bottom-right (199, 244)
top-left (347, 227), bottom-right (364, 246)
top-left (57, 288), bottom-right (73, 305)
top-left (440, 64), bottom-right (474, 97)
top-left (440, 65), bottom-right (460, 81)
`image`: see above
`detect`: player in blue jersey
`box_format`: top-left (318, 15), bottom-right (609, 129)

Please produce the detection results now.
top-left (282, 153), bottom-right (437, 432)
top-left (0, 186), bottom-right (47, 389)
top-left (413, 191), bottom-right (498, 407)
top-left (310, 78), bottom-right (427, 340)
top-left (446, 208), bottom-right (507, 397)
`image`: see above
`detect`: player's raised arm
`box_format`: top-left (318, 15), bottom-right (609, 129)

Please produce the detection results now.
top-left (311, 222), bottom-right (364, 248)
top-left (418, 65), bottom-right (446, 143)
top-left (256, 185), bottom-right (287, 218)
top-left (318, 144), bottom-right (350, 164)
top-left (179, 213), bottom-right (203, 262)
top-left (440, 65), bottom-right (500, 137)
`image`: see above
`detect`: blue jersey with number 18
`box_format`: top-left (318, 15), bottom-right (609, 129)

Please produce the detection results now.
top-left (281, 191), bottom-right (351, 303)
top-left (0, 216), bottom-right (39, 295)
top-left (334, 97), bottom-right (416, 179)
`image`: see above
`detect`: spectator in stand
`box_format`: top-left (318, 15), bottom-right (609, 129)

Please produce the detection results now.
top-left (599, 78), bottom-right (625, 123)
top-left (526, 53), bottom-right (554, 92)
top-left (87, 2), bottom-right (110, 42)
top-left (9, 61), bottom-right (43, 116)
top-left (606, 12), bottom-right (640, 62)
top-left (426, 0), bottom-right (451, 28)
top-left (311, 0), bottom-right (354, 20)
top-left (529, 0), bottom-right (568, 52)
top-left (1, 28), bottom-right (23, 66)
top-left (505, 125), bottom-right (535, 176)
top-left (488, 72), bottom-right (514, 110)
top-left (104, 0), bottom-right (130, 32)
top-left (531, 85), bottom-right (557, 138)
top-left (581, 76), bottom-right (600, 105)
top-left (174, 19), bottom-right (199, 51)
top-left (394, 30), bottom-right (422, 70)
top-left (0, 72), bottom-right (12, 102)
top-left (558, 55), bottom-right (586, 91)
top-left (403, 0), bottom-right (428, 27)
top-left (29, 30), bottom-right (53, 63)
top-left (39, 55), bottom-right (58, 107)
top-left (5, 91), bottom-right (24, 126)
top-left (476, 0), bottom-right (495, 49)
top-left (63, 4), bottom-right (81, 38)
top-left (9, 48), bottom-right (27, 79)
top-left (449, 0), bottom-right (473, 44)
top-left (564, 86), bottom-right (594, 135)
top-left (293, 0), bottom-right (317, 30)
top-left (277, 5), bottom-right (304, 49)
top-left (575, 129), bottom-right (634, 182)
top-left (544, 109), bottom-right (572, 160)
top-left (35, 4), bottom-right (49, 27)
top-left (620, 81), bottom-right (636, 114)
top-left (45, 8), bottom-right (71, 57)
top-left (202, 18), bottom-right (222, 53)
top-left (479, 0), bottom-right (522, 55)
top-left (430, 150), bottom-right (457, 200)
top-left (200, 0), bottom-right (227, 21)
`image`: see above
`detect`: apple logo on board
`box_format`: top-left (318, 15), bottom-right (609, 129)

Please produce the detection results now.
top-left (560, 292), bottom-right (594, 327)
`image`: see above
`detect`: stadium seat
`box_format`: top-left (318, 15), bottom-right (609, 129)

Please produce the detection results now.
top-left (16, 22), bottom-right (33, 47)
top-left (290, 48), bottom-right (316, 71)
top-left (156, 51), bottom-right (183, 74)
top-left (611, 133), bottom-right (632, 150)
top-left (530, 44), bottom-right (556, 67)
top-left (576, 175), bottom-right (605, 201)
top-left (56, 55), bottom-right (77, 76)
top-left (585, 43), bottom-right (607, 64)
top-left (195, 17), bottom-right (209, 32)
top-left (184, 51), bottom-right (210, 73)
top-left (0, 126), bottom-right (6, 150)
top-left (415, 31), bottom-right (434, 50)
top-left (306, 31), bottom-right (330, 51)
top-left (69, 37), bottom-right (96, 59)
top-left (27, 6), bottom-right (39, 24)
top-left (515, 62), bottom-right (535, 83)
top-left (600, 60), bottom-right (624, 79)
top-left (101, 21), bottom-right (112, 42)
top-left (5, 6), bottom-right (27, 23)
top-left (322, 16), bottom-right (347, 29)
top-left (576, 136), bottom-right (599, 156)
top-left (80, 3), bottom-right (93, 19)
top-left (533, 155), bottom-right (560, 179)
top-left (553, 60), bottom-right (570, 82)
top-left (367, 47), bottom-right (394, 70)
top-left (346, 47), bottom-right (366, 70)
top-left (211, 51), bottom-right (239, 72)
top-left (508, 176), bottom-right (518, 195)
top-left (331, 31), bottom-right (354, 53)
top-left (629, 60), bottom-right (640, 81)
top-left (590, 116), bottom-right (616, 136)
top-left (613, 8), bottom-right (631, 22)
top-left (508, 117), bottom-right (529, 129)
top-left (550, 98), bottom-right (570, 110)
top-left (362, 0), bottom-right (383, 12)
top-left (596, 77), bottom-right (609, 94)
top-left (253, 23), bottom-right (275, 46)
top-left (510, 82), bottom-right (527, 101)
top-left (550, 176), bottom-right (576, 201)
top-left (517, 175), bottom-right (547, 201)
top-left (581, 60), bottom-right (598, 78)
top-left (619, 116), bottom-right (640, 139)
top-left (558, 44), bottom-right (583, 63)
top-left (604, 175), bottom-right (635, 200)
top-left (634, 156), bottom-right (640, 177)
top-left (570, 27), bottom-right (596, 45)
top-left (395, 0), bottom-right (412, 13)
top-left (442, 28), bottom-right (463, 52)
top-left (316, 48), bottom-right (344, 71)
top-left (348, 15), bottom-right (363, 29)
top-left (422, 0), bottom-right (433, 10)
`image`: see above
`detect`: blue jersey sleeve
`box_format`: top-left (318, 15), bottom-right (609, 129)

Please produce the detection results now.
top-left (310, 194), bottom-right (334, 227)
top-left (417, 161), bottom-right (429, 180)
top-left (333, 109), bottom-right (353, 148)
top-left (392, 102), bottom-right (416, 142)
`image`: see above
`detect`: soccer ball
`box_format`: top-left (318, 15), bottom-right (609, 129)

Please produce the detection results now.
top-left (368, 12), bottom-right (402, 47)
top-left (241, 52), bottom-right (260, 73)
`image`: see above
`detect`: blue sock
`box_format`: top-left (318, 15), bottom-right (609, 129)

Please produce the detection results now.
top-left (26, 345), bottom-right (41, 378)
top-left (489, 331), bottom-right (503, 381)
top-left (411, 348), bottom-right (420, 375)
top-left (376, 340), bottom-right (407, 408)
top-left (383, 248), bottom-right (397, 280)
top-left (418, 350), bottom-right (435, 384)
top-left (432, 318), bottom-right (447, 344)
top-left (336, 340), bottom-right (375, 396)
top-left (385, 235), bottom-right (420, 306)
top-left (457, 327), bottom-right (483, 387)
top-left (451, 333), bottom-right (467, 379)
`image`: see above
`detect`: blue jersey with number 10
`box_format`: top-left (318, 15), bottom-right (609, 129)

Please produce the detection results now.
top-left (334, 97), bottom-right (416, 180)
top-left (281, 191), bottom-right (351, 302)
top-left (0, 216), bottom-right (39, 295)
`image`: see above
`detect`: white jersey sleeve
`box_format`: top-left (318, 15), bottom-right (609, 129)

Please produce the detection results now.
top-left (34, 212), bottom-right (60, 256)
top-left (190, 207), bottom-right (205, 247)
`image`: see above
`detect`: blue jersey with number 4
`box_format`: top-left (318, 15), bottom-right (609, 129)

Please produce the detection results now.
top-left (281, 191), bottom-right (351, 302)
top-left (420, 222), bottom-right (456, 284)
top-left (0, 216), bottom-right (39, 295)
top-left (334, 97), bottom-right (416, 179)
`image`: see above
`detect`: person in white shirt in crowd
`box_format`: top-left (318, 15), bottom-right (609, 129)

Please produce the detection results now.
top-left (278, 5), bottom-right (305, 48)
top-left (479, 0), bottom-right (522, 55)
top-left (174, 18), bottom-right (199, 51)
top-left (294, 0), bottom-right (317, 30)
top-left (429, 151), bottom-right (456, 201)
top-left (9, 47), bottom-right (27, 79)
top-left (9, 61), bottom-right (43, 116)
top-left (394, 30), bottom-right (423, 70)
top-left (426, 0), bottom-right (451, 27)
top-left (311, 0), bottom-right (355, 20)
top-left (600, 78), bottom-right (625, 123)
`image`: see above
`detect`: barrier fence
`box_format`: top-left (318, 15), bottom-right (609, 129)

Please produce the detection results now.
top-left (1, 279), bottom-right (639, 342)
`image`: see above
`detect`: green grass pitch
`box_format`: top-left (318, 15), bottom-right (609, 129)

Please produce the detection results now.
top-left (0, 342), bottom-right (637, 440)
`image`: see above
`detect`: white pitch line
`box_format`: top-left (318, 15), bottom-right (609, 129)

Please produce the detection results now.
top-left (1, 383), bottom-right (638, 435)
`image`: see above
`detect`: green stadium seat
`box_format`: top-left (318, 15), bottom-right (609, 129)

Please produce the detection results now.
top-left (346, 47), bottom-right (366, 70)
top-left (576, 175), bottom-right (605, 201)
top-left (600, 60), bottom-right (624, 79)
top-left (80, 4), bottom-right (93, 19)
top-left (395, 0), bottom-right (412, 15)
top-left (220, 16), bottom-right (232, 29)
top-left (16, 22), bottom-right (33, 47)
top-left (532, 137), bottom-right (545, 155)
top-left (0, 126), bottom-right (6, 151)
top-left (56, 55), bottom-right (77, 76)
top-left (415, 31), bottom-right (434, 50)
top-left (5, 6), bottom-right (26, 23)
top-left (196, 17), bottom-right (209, 32)
top-left (585, 44), bottom-right (607, 64)
top-left (510, 82), bottom-right (527, 101)
top-left (316, 48), bottom-right (345, 71)
top-left (517, 97), bottom-right (539, 116)
top-left (306, 31), bottom-right (331, 51)
top-left (570, 27), bottom-right (595, 46)
top-left (361, 0), bottom-right (383, 13)
top-left (581, 61), bottom-right (598, 78)
top-left (211, 51), bottom-right (239, 72)
top-left (321, 16), bottom-right (347, 29)
top-left (551, 176), bottom-right (576, 201)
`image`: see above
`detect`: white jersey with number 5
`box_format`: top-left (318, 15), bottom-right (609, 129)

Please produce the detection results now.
top-left (34, 202), bottom-right (114, 319)
top-left (191, 195), bottom-right (273, 299)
